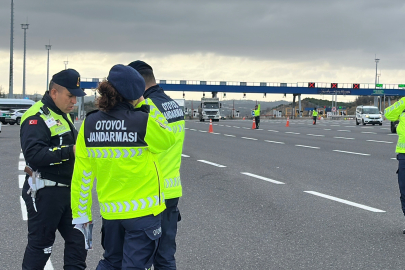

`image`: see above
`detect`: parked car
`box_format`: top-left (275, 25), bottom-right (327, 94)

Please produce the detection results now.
top-left (1, 109), bottom-right (27, 125)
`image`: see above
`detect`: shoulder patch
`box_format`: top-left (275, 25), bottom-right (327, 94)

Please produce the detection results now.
top-left (86, 110), bottom-right (99, 117)
top-left (29, 120), bottom-right (38, 125)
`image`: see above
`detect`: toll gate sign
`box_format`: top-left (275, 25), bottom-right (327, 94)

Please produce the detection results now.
top-left (331, 83), bottom-right (338, 88)
top-left (353, 84), bottom-right (360, 89)
top-left (308, 82), bottom-right (315, 88)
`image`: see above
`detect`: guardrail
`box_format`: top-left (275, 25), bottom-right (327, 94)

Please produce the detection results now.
top-left (328, 115), bottom-right (355, 120)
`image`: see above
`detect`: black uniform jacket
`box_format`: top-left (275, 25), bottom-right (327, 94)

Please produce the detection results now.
top-left (144, 85), bottom-right (184, 124)
top-left (20, 93), bottom-right (76, 185)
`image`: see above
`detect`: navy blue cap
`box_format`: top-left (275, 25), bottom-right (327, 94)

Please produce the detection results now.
top-left (51, 69), bottom-right (86, 97)
top-left (128, 60), bottom-right (153, 73)
top-left (107, 64), bottom-right (145, 100)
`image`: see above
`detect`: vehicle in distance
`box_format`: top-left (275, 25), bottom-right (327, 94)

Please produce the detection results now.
top-left (1, 109), bottom-right (27, 125)
top-left (198, 97), bottom-right (221, 122)
top-left (355, 105), bottom-right (383, 126)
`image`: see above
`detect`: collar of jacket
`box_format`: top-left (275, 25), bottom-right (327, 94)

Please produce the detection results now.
top-left (144, 84), bottom-right (162, 99)
top-left (110, 101), bottom-right (135, 111)
top-left (41, 91), bottom-right (65, 115)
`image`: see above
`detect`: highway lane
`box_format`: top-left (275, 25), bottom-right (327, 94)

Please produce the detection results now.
top-left (2, 119), bottom-right (405, 269)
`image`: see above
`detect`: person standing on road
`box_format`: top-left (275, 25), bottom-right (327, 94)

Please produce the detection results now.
top-left (312, 107), bottom-right (318, 125)
top-left (20, 69), bottom-right (87, 270)
top-left (128, 60), bottom-right (185, 270)
top-left (385, 98), bottom-right (405, 232)
top-left (71, 64), bottom-right (175, 269)
top-left (254, 103), bottom-right (261, 129)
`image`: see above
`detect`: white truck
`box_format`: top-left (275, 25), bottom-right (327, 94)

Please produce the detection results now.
top-left (198, 97), bottom-right (221, 122)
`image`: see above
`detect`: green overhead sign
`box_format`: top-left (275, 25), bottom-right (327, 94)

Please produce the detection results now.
top-left (399, 84), bottom-right (405, 88)
top-left (376, 84), bottom-right (383, 87)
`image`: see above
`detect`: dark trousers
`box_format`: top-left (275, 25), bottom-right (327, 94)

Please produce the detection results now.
top-left (313, 116), bottom-right (317, 124)
top-left (154, 198), bottom-right (181, 270)
top-left (22, 181), bottom-right (87, 270)
top-left (97, 214), bottom-right (161, 270)
top-left (255, 116), bottom-right (260, 129)
top-left (397, 154), bottom-right (405, 217)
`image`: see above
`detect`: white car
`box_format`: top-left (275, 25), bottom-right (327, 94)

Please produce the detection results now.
top-left (355, 105), bottom-right (383, 126)
top-left (1, 109), bottom-right (27, 125)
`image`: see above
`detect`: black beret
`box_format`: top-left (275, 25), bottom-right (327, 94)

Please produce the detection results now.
top-left (128, 60), bottom-right (153, 73)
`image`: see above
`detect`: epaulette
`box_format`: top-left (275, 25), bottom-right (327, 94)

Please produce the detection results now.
top-left (86, 109), bottom-right (99, 117)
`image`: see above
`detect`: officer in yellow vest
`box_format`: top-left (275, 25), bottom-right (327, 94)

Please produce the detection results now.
top-left (312, 108), bottom-right (318, 125)
top-left (385, 98), bottom-right (405, 232)
top-left (20, 69), bottom-right (87, 269)
top-left (129, 60), bottom-right (185, 270)
top-left (71, 64), bottom-right (175, 269)
top-left (254, 103), bottom-right (261, 129)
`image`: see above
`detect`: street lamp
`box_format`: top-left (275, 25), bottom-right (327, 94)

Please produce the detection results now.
top-left (21, 23), bottom-right (29, 98)
top-left (375, 56), bottom-right (380, 107)
top-left (64, 57), bottom-right (68, 70)
top-left (45, 43), bottom-right (51, 90)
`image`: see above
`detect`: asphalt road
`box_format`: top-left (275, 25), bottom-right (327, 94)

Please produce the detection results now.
top-left (1, 118), bottom-right (404, 269)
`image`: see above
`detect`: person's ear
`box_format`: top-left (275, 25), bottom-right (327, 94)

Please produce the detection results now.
top-left (49, 88), bottom-right (58, 100)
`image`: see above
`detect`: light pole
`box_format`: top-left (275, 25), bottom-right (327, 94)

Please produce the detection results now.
top-left (64, 57), bottom-right (68, 70)
top-left (21, 23), bottom-right (29, 98)
top-left (375, 56), bottom-right (380, 107)
top-left (45, 43), bottom-right (52, 90)
top-left (9, 0), bottom-right (14, 98)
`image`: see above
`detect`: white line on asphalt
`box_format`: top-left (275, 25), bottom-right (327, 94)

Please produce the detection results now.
top-left (256, 129), bottom-right (263, 130)
top-left (324, 129), bottom-right (332, 131)
top-left (333, 150), bottom-right (370, 156)
top-left (285, 132), bottom-right (300, 135)
top-left (295, 145), bottom-right (320, 149)
top-left (224, 134), bottom-right (236, 137)
top-left (366, 140), bottom-right (393, 144)
top-left (391, 158), bottom-right (397, 160)
top-left (19, 161), bottom-right (25, 170)
top-left (185, 127), bottom-right (189, 130)
top-left (242, 127), bottom-right (250, 129)
top-left (361, 127), bottom-right (373, 129)
top-left (19, 175), bottom-right (25, 188)
top-left (241, 137), bottom-right (258, 140)
top-left (334, 137), bottom-right (355, 140)
top-left (362, 132), bottom-right (377, 134)
top-left (181, 154), bottom-right (190, 158)
top-left (307, 134), bottom-right (325, 137)
top-left (337, 130), bottom-right (351, 132)
top-left (268, 130), bottom-right (279, 132)
top-left (380, 128), bottom-right (389, 130)
top-left (199, 130), bottom-right (207, 133)
top-left (241, 172), bottom-right (285, 184)
top-left (330, 125), bottom-right (340, 126)
top-left (225, 125), bottom-right (232, 127)
top-left (264, 140), bottom-right (285, 144)
top-left (304, 191), bottom-right (385, 213)
top-left (212, 132), bottom-right (221, 135)
top-left (189, 129), bottom-right (197, 131)
top-left (20, 197), bottom-right (27, 220)
top-left (45, 259), bottom-right (54, 270)
top-left (219, 125), bottom-right (224, 126)
top-left (344, 126), bottom-right (353, 128)
top-left (233, 126), bottom-right (240, 128)
top-left (387, 134), bottom-right (398, 136)
top-left (197, 160), bottom-right (226, 167)
top-left (20, 153), bottom-right (24, 159)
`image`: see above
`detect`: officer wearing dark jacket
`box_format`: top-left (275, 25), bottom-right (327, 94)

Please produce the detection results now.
top-left (129, 60), bottom-right (185, 270)
top-left (20, 69), bottom-right (87, 270)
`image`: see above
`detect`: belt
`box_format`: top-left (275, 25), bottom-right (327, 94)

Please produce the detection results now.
top-left (43, 179), bottom-right (69, 187)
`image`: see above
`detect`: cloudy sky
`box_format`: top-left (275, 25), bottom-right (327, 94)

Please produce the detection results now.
top-left (0, 0), bottom-right (404, 101)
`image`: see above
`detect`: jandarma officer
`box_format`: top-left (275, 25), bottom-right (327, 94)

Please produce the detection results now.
top-left (20, 69), bottom-right (87, 270)
top-left (385, 98), bottom-right (405, 232)
top-left (254, 103), bottom-right (261, 129)
top-left (70, 64), bottom-right (175, 269)
top-left (129, 60), bottom-right (185, 270)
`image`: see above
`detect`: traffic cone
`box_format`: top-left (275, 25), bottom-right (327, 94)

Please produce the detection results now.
top-left (252, 118), bottom-right (256, 129)
top-left (209, 119), bottom-right (213, 133)
top-left (76, 116), bottom-right (78, 120)
top-left (286, 117), bottom-right (290, 127)
top-left (243, 117), bottom-right (245, 120)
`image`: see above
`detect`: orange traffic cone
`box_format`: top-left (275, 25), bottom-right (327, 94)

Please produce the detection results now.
top-left (252, 118), bottom-right (256, 129)
top-left (209, 119), bottom-right (213, 133)
top-left (76, 116), bottom-right (78, 120)
top-left (286, 117), bottom-right (290, 127)
top-left (243, 117), bottom-right (245, 120)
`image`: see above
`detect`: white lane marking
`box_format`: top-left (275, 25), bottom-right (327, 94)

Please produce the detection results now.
top-left (268, 130), bottom-right (279, 133)
top-left (212, 132), bottom-right (221, 135)
top-left (285, 132), bottom-right (300, 135)
top-left (380, 128), bottom-right (389, 130)
top-left (388, 134), bottom-right (398, 136)
top-left (185, 127), bottom-right (189, 130)
top-left (304, 191), bottom-right (385, 213)
top-left (330, 125), bottom-right (340, 126)
top-left (199, 130), bottom-right (207, 133)
top-left (20, 197), bottom-right (27, 220)
top-left (20, 153), bottom-right (24, 159)
top-left (366, 140), bottom-right (393, 144)
top-left (324, 129), bottom-right (332, 131)
top-left (361, 127), bottom-right (373, 129)
top-left (295, 145), bottom-right (320, 149)
top-left (307, 134), bottom-right (325, 137)
top-left (242, 127), bottom-right (250, 129)
top-left (19, 175), bottom-right (25, 188)
top-left (333, 150), bottom-right (370, 156)
top-left (337, 130), bottom-right (351, 132)
top-left (233, 126), bottom-right (240, 128)
top-left (189, 129), bottom-right (197, 131)
top-left (181, 154), bottom-right (190, 158)
top-left (19, 161), bottom-right (25, 170)
top-left (391, 158), bottom-right (397, 160)
top-left (219, 125), bottom-right (224, 127)
top-left (264, 140), bottom-right (285, 144)
top-left (241, 172), bottom-right (285, 185)
top-left (197, 160), bottom-right (226, 167)
top-left (44, 259), bottom-right (54, 270)
top-left (224, 134), bottom-right (236, 137)
top-left (256, 129), bottom-right (263, 130)
top-left (334, 137), bottom-right (355, 140)
top-left (241, 137), bottom-right (258, 141)
top-left (225, 125), bottom-right (232, 127)
top-left (362, 132), bottom-right (377, 134)
top-left (344, 126), bottom-right (353, 128)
